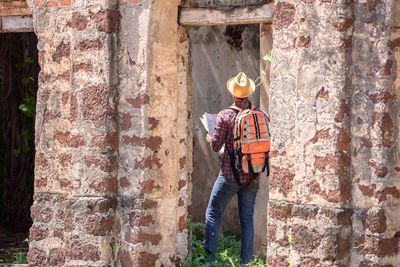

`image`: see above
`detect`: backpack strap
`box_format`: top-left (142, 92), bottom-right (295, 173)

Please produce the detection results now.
top-left (262, 152), bottom-right (270, 177)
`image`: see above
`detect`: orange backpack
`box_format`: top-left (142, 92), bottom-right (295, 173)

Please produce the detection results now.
top-left (230, 104), bottom-right (270, 184)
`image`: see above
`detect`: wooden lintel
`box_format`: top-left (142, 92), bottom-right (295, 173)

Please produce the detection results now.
top-left (0, 15), bottom-right (34, 33)
top-left (178, 3), bottom-right (273, 27)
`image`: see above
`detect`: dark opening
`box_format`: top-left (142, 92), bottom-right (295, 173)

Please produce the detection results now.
top-left (0, 32), bottom-right (39, 263)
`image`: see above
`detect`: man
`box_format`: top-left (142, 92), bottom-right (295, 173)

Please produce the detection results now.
top-left (205, 72), bottom-right (269, 264)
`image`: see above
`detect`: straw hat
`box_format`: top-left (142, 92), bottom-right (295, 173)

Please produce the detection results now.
top-left (226, 72), bottom-right (255, 98)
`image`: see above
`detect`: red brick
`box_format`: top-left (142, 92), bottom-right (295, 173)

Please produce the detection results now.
top-left (76, 39), bottom-right (103, 51)
top-left (129, 213), bottom-right (155, 227)
top-left (92, 9), bottom-right (121, 33)
top-left (298, 35), bottom-right (311, 48)
top-left (292, 224), bottom-right (321, 253)
top-left (336, 128), bottom-right (350, 152)
top-left (52, 40), bottom-right (70, 63)
top-left (35, 153), bottom-right (48, 167)
top-left (30, 225), bottom-right (49, 241)
top-left (148, 117), bottom-right (159, 130)
top-left (310, 128), bottom-right (331, 144)
top-left (126, 232), bottom-right (162, 246)
top-left (82, 84), bottom-right (109, 127)
top-left (178, 179), bottom-right (186, 190)
top-left (273, 2), bottom-right (296, 30)
top-left (179, 156), bottom-right (187, 169)
top-left (368, 90), bottom-right (397, 104)
top-left (35, 175), bottom-right (48, 189)
top-left (28, 248), bottom-right (46, 266)
top-left (91, 134), bottom-right (119, 150)
top-left (89, 176), bottom-right (118, 194)
top-left (67, 242), bottom-right (100, 261)
top-left (122, 135), bottom-right (162, 150)
top-left (140, 180), bottom-right (158, 195)
top-left (43, 108), bottom-right (60, 123)
top-left (54, 131), bottom-right (85, 148)
top-left (120, 251), bottom-right (158, 267)
top-left (45, 1), bottom-right (59, 7)
top-left (31, 206), bottom-right (53, 223)
top-left (268, 201), bottom-right (293, 221)
top-left (49, 248), bottom-right (66, 266)
top-left (120, 112), bottom-right (132, 130)
top-left (334, 99), bottom-right (349, 122)
top-left (355, 235), bottom-right (398, 256)
top-left (266, 256), bottom-right (287, 267)
top-left (127, 92), bottom-right (150, 108)
top-left (292, 205), bottom-right (318, 220)
top-left (73, 62), bottom-right (93, 72)
top-left (120, 176), bottom-right (131, 187)
top-left (84, 215), bottom-right (114, 236)
top-left (269, 167), bottom-right (294, 196)
top-left (334, 18), bottom-right (353, 32)
top-left (372, 112), bottom-right (393, 132)
top-left (134, 155), bottom-right (161, 169)
top-left (178, 215), bottom-right (186, 231)
top-left (59, 153), bottom-right (72, 167)
top-left (60, 0), bottom-right (71, 6)
top-left (362, 208), bottom-right (386, 233)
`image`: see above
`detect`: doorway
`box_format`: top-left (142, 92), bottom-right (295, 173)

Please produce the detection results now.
top-left (187, 21), bottom-right (272, 255)
top-left (0, 32), bottom-right (38, 264)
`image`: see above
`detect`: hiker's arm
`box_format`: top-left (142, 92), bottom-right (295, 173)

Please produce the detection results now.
top-left (210, 113), bottom-right (227, 152)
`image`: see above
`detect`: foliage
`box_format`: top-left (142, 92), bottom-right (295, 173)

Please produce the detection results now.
top-left (182, 218), bottom-right (266, 267)
top-left (186, 26), bottom-right (200, 31)
top-left (254, 46), bottom-right (273, 87)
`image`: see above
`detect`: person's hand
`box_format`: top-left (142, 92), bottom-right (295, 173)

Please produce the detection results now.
top-left (206, 134), bottom-right (212, 143)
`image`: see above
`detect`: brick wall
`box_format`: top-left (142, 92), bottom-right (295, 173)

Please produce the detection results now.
top-left (0, 0), bottom-right (31, 15)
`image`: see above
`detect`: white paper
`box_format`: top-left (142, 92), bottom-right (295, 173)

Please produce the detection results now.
top-left (200, 112), bottom-right (224, 156)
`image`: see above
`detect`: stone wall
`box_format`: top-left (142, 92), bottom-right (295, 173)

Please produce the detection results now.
top-left (117, 0), bottom-right (191, 265)
top-left (27, 0), bottom-right (120, 265)
top-left (26, 0), bottom-right (191, 266)
top-left (1, 0), bottom-right (397, 265)
top-left (268, 0), bottom-right (400, 266)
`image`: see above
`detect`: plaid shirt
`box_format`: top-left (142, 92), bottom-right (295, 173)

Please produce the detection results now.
top-left (210, 100), bottom-right (268, 185)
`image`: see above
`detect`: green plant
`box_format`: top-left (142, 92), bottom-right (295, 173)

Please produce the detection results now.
top-left (287, 235), bottom-right (292, 267)
top-left (12, 251), bottom-right (27, 264)
top-left (186, 26), bottom-right (200, 31)
top-left (254, 46), bottom-right (273, 87)
top-left (182, 217), bottom-right (265, 266)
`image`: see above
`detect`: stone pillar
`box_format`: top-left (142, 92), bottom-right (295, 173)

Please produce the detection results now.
top-left (27, 0), bottom-right (120, 266)
top-left (116, 0), bottom-right (191, 266)
top-left (267, 0), bottom-right (400, 266)
top-left (350, 0), bottom-right (400, 265)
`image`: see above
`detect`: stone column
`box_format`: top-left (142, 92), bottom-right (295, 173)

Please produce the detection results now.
top-left (116, 0), bottom-right (192, 266)
top-left (27, 0), bottom-right (119, 266)
top-left (350, 0), bottom-right (400, 265)
top-left (267, 0), bottom-right (400, 266)
top-left (268, 0), bottom-right (353, 265)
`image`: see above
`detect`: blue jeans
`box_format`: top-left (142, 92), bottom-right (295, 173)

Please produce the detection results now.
top-left (204, 175), bottom-right (259, 264)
